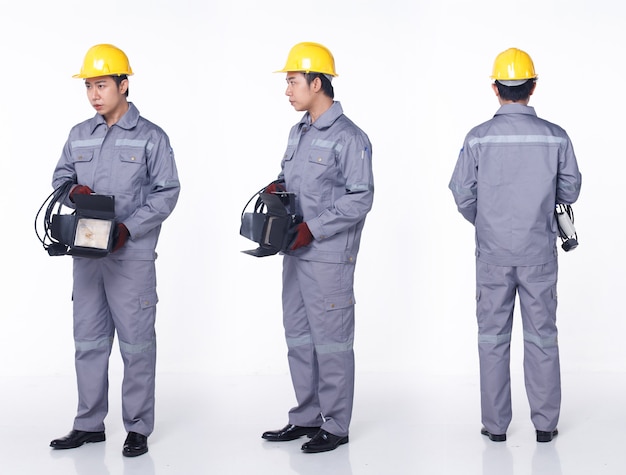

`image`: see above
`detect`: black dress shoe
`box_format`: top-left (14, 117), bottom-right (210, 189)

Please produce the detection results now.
top-left (481, 427), bottom-right (506, 442)
top-left (262, 424), bottom-right (321, 442)
top-left (301, 429), bottom-right (349, 453)
top-left (536, 429), bottom-right (558, 442)
top-left (123, 431), bottom-right (148, 457)
top-left (50, 429), bottom-right (106, 449)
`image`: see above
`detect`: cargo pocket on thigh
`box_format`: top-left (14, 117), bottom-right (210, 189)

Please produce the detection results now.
top-left (139, 291), bottom-right (159, 310)
top-left (131, 291), bottom-right (158, 345)
top-left (320, 292), bottom-right (355, 351)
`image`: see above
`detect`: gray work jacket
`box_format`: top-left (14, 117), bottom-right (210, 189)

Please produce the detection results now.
top-left (449, 103), bottom-right (582, 266)
top-left (279, 101), bottom-right (374, 264)
top-left (52, 103), bottom-right (181, 260)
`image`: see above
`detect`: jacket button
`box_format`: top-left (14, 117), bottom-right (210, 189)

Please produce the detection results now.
top-left (131, 156), bottom-right (136, 161)
top-left (317, 157), bottom-right (322, 162)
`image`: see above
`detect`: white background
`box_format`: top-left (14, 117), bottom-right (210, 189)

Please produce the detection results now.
top-left (0, 0), bottom-right (622, 386)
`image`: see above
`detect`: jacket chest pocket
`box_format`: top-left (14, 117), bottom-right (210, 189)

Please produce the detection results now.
top-left (72, 149), bottom-right (95, 164)
top-left (114, 147), bottom-right (148, 192)
top-left (71, 149), bottom-right (95, 182)
top-left (305, 148), bottom-right (336, 184)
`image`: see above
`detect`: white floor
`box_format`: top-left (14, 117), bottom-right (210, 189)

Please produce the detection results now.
top-left (1, 371), bottom-right (624, 475)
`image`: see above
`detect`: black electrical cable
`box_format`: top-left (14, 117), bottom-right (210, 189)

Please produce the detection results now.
top-left (34, 180), bottom-right (74, 254)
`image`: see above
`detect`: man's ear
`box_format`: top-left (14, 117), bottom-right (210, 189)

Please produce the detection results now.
top-left (491, 83), bottom-right (499, 97)
top-left (311, 76), bottom-right (322, 93)
top-left (120, 78), bottom-right (129, 95)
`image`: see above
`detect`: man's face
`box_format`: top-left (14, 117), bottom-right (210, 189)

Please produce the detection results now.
top-left (284, 72), bottom-right (315, 112)
top-left (84, 75), bottom-right (127, 118)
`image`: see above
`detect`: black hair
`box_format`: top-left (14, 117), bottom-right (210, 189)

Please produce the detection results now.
top-left (112, 74), bottom-right (129, 97)
top-left (495, 79), bottom-right (536, 102)
top-left (304, 72), bottom-right (335, 99)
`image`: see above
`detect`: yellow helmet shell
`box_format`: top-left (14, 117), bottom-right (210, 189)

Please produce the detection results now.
top-left (73, 44), bottom-right (134, 79)
top-left (275, 42), bottom-right (338, 77)
top-left (491, 48), bottom-right (537, 84)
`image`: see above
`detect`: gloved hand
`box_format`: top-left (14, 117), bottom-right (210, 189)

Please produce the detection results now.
top-left (290, 222), bottom-right (313, 251)
top-left (69, 185), bottom-right (94, 202)
top-left (264, 180), bottom-right (286, 194)
top-left (112, 223), bottom-right (130, 252)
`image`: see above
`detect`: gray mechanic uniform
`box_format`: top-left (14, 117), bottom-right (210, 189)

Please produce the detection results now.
top-left (278, 101), bottom-right (373, 437)
top-left (52, 102), bottom-right (180, 437)
top-left (449, 103), bottom-right (581, 435)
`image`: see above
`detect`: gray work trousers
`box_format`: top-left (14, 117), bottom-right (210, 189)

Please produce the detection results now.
top-left (282, 255), bottom-right (356, 437)
top-left (476, 258), bottom-right (561, 435)
top-left (72, 257), bottom-right (158, 437)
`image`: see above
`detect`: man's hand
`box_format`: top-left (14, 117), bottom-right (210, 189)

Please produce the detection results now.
top-left (290, 222), bottom-right (313, 250)
top-left (264, 181), bottom-right (286, 194)
top-left (69, 185), bottom-right (94, 202)
top-left (112, 224), bottom-right (130, 252)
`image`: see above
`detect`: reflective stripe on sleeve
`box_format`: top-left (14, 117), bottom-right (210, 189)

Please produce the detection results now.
top-left (346, 183), bottom-right (373, 193)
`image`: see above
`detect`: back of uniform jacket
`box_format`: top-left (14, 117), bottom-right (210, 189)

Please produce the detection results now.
top-left (449, 103), bottom-right (582, 266)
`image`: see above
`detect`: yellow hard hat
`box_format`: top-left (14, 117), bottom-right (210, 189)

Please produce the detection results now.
top-left (275, 42), bottom-right (338, 77)
top-left (73, 44), bottom-right (134, 79)
top-left (491, 48), bottom-right (536, 85)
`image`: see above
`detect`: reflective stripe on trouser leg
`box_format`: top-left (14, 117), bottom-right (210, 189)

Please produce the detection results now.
top-left (282, 256), bottom-right (356, 437)
top-left (476, 260), bottom-right (517, 435)
top-left (517, 260), bottom-right (560, 432)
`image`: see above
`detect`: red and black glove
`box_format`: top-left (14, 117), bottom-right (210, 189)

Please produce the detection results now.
top-left (112, 223), bottom-right (130, 252)
top-left (264, 181), bottom-right (286, 194)
top-left (69, 185), bottom-right (94, 203)
top-left (290, 222), bottom-right (313, 251)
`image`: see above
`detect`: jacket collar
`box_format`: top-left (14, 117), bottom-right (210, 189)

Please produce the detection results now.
top-left (494, 103), bottom-right (537, 117)
top-left (90, 102), bottom-right (140, 133)
top-left (299, 101), bottom-right (344, 130)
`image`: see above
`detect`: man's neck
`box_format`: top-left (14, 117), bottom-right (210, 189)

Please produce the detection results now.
top-left (499, 98), bottom-right (530, 106)
top-left (308, 98), bottom-right (333, 124)
top-left (104, 101), bottom-right (130, 127)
